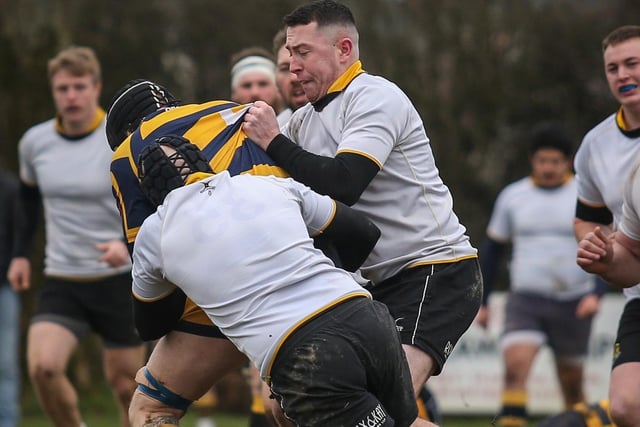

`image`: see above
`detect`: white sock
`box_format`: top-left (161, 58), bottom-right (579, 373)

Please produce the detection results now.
top-left (195, 417), bottom-right (216, 427)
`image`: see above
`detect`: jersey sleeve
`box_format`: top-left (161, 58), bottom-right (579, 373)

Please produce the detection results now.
top-left (131, 213), bottom-right (175, 301)
top-left (574, 136), bottom-right (605, 207)
top-left (18, 133), bottom-right (37, 186)
top-left (336, 82), bottom-right (408, 168)
top-left (486, 187), bottom-right (513, 242)
top-left (285, 178), bottom-right (337, 236)
top-left (111, 141), bottom-right (157, 254)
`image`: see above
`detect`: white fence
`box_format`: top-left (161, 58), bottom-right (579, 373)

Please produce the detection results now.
top-left (428, 292), bottom-right (626, 415)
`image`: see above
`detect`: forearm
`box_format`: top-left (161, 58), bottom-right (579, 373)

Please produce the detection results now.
top-left (266, 135), bottom-right (378, 205)
top-left (600, 242), bottom-right (640, 287)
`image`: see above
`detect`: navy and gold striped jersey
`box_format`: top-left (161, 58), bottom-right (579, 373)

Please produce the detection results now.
top-left (111, 100), bottom-right (288, 252)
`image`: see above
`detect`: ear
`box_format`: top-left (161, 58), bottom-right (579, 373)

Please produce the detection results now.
top-left (335, 37), bottom-right (354, 61)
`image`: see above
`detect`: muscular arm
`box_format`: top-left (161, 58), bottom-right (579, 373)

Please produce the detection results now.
top-left (313, 201), bottom-right (381, 272)
top-left (266, 134), bottom-right (379, 206)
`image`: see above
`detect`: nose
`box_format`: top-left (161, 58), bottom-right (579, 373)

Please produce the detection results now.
top-left (289, 57), bottom-right (302, 74)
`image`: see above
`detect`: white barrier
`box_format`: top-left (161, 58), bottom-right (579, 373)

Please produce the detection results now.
top-left (428, 292), bottom-right (626, 415)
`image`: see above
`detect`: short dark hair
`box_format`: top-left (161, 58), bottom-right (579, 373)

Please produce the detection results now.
top-left (283, 0), bottom-right (355, 28)
top-left (528, 123), bottom-right (573, 158)
top-left (602, 25), bottom-right (640, 51)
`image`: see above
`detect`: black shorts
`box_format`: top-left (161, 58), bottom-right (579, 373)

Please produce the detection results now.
top-left (612, 298), bottom-right (640, 368)
top-left (269, 297), bottom-right (417, 427)
top-left (366, 258), bottom-right (483, 375)
top-left (33, 273), bottom-right (142, 348)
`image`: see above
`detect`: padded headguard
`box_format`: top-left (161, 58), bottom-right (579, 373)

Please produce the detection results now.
top-left (106, 79), bottom-right (180, 151)
top-left (138, 135), bottom-right (213, 206)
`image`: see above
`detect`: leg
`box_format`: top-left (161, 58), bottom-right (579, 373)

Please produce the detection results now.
top-left (103, 345), bottom-right (146, 427)
top-left (609, 362), bottom-right (640, 427)
top-left (554, 357), bottom-right (585, 408)
top-left (402, 344), bottom-right (436, 395)
top-left (498, 341), bottom-right (540, 427)
top-left (0, 286), bottom-right (19, 427)
top-left (27, 321), bottom-right (82, 427)
top-left (129, 331), bottom-right (246, 427)
top-left (248, 363), bottom-right (276, 427)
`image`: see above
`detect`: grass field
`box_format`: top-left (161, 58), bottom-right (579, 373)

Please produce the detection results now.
top-left (18, 384), bottom-right (547, 427)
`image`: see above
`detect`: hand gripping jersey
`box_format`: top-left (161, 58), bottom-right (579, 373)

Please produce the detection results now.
top-left (110, 101), bottom-right (288, 252)
top-left (282, 61), bottom-right (477, 283)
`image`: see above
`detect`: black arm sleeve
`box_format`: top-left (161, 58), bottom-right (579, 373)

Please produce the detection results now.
top-left (133, 288), bottom-right (187, 341)
top-left (313, 201), bottom-right (381, 272)
top-left (479, 237), bottom-right (507, 306)
top-left (266, 134), bottom-right (380, 206)
top-left (575, 200), bottom-right (613, 225)
top-left (13, 182), bottom-right (41, 258)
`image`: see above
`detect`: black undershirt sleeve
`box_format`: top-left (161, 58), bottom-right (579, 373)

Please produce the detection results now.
top-left (313, 201), bottom-right (381, 272)
top-left (266, 134), bottom-right (380, 206)
top-left (575, 200), bottom-right (613, 226)
top-left (133, 288), bottom-right (186, 341)
top-left (479, 237), bottom-right (507, 306)
top-left (13, 182), bottom-right (41, 258)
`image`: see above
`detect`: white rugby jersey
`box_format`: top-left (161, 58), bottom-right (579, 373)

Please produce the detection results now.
top-left (621, 163), bottom-right (640, 241)
top-left (575, 111), bottom-right (640, 300)
top-left (132, 172), bottom-right (369, 378)
top-left (18, 114), bottom-right (131, 278)
top-left (282, 61), bottom-right (477, 284)
top-left (487, 176), bottom-right (594, 299)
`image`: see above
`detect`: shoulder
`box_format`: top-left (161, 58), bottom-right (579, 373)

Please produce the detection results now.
top-left (20, 118), bottom-right (56, 145)
top-left (580, 113), bottom-right (617, 148)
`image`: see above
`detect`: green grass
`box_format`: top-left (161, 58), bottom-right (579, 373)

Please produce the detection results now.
top-left (18, 384), bottom-right (544, 427)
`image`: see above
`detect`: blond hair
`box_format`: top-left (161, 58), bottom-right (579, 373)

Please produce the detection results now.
top-left (47, 46), bottom-right (101, 83)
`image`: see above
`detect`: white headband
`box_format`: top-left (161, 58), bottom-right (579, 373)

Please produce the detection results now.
top-left (230, 55), bottom-right (276, 90)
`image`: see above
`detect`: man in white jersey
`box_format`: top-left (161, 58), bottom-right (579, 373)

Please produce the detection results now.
top-left (478, 124), bottom-right (605, 427)
top-left (272, 28), bottom-right (308, 127)
top-left (243, 0), bottom-right (483, 397)
top-left (130, 135), bottom-right (435, 427)
top-left (572, 25), bottom-right (640, 427)
top-left (7, 46), bottom-right (145, 427)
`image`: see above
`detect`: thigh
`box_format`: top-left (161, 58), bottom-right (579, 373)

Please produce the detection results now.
top-left (270, 299), bottom-right (417, 427)
top-left (27, 321), bottom-right (78, 371)
top-left (32, 277), bottom-right (92, 341)
top-left (612, 298), bottom-right (640, 368)
top-left (545, 298), bottom-right (592, 359)
top-left (370, 258), bottom-right (482, 375)
top-left (146, 331), bottom-right (247, 401)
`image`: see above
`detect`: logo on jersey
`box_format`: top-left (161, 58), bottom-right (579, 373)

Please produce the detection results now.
top-left (199, 181), bottom-right (216, 196)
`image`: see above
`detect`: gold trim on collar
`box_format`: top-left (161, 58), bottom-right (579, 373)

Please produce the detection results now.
top-left (55, 108), bottom-right (106, 135)
top-left (326, 61), bottom-right (365, 95)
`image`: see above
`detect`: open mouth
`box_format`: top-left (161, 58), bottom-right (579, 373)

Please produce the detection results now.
top-left (620, 84), bottom-right (638, 93)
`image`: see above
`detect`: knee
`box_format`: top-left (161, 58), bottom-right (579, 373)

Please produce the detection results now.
top-left (609, 394), bottom-right (640, 427)
top-left (28, 359), bottom-right (64, 385)
top-left (106, 369), bottom-right (137, 404)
